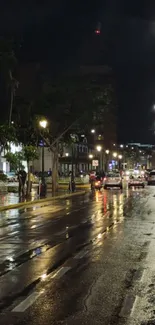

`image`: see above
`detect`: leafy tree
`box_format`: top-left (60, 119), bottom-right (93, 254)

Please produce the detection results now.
top-left (0, 124), bottom-right (17, 154)
top-left (4, 152), bottom-right (24, 171)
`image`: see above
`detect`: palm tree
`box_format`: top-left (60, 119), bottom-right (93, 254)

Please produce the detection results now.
top-left (0, 39), bottom-right (18, 125)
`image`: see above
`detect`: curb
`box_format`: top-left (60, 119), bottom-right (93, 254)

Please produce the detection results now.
top-left (0, 191), bottom-right (87, 212)
top-left (58, 184), bottom-right (90, 189)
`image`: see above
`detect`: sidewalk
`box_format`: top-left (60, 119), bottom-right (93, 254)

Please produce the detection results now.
top-left (0, 188), bottom-right (70, 206)
top-left (120, 193), bottom-right (155, 325)
top-left (124, 237), bottom-right (155, 325)
top-left (0, 188), bottom-right (87, 212)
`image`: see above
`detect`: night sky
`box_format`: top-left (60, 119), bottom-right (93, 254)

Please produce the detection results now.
top-left (1, 1), bottom-right (155, 143)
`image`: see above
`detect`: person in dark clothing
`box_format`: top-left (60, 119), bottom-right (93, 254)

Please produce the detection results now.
top-left (18, 169), bottom-right (27, 196)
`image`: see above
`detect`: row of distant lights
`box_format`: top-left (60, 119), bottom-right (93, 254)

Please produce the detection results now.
top-left (91, 129), bottom-right (136, 150)
top-left (64, 129), bottom-right (142, 157)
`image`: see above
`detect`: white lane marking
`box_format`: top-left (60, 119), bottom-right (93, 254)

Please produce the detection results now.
top-left (9, 231), bottom-right (19, 236)
top-left (74, 250), bottom-right (88, 259)
top-left (130, 295), bottom-right (139, 317)
top-left (12, 291), bottom-right (43, 312)
top-left (51, 266), bottom-right (71, 279)
top-left (119, 294), bottom-right (135, 317)
top-left (140, 269), bottom-right (147, 282)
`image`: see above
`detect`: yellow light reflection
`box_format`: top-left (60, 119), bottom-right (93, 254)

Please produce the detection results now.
top-left (66, 200), bottom-right (70, 206)
top-left (41, 273), bottom-right (47, 281)
top-left (31, 225), bottom-right (36, 229)
top-left (8, 256), bottom-right (14, 262)
top-left (95, 191), bottom-right (99, 202)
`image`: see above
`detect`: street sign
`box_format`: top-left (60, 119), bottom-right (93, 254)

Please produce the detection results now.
top-left (92, 160), bottom-right (99, 167)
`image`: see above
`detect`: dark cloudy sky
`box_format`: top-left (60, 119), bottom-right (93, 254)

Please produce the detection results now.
top-left (1, 1), bottom-right (155, 143)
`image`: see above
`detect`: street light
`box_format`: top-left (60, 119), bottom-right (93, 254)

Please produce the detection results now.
top-left (113, 152), bottom-right (117, 158)
top-left (39, 120), bottom-right (48, 129)
top-left (89, 154), bottom-right (93, 159)
top-left (91, 129), bottom-right (95, 133)
top-left (120, 144), bottom-right (123, 148)
top-left (65, 153), bottom-right (69, 157)
top-left (105, 150), bottom-right (109, 154)
top-left (96, 145), bottom-right (102, 152)
top-left (118, 154), bottom-right (122, 159)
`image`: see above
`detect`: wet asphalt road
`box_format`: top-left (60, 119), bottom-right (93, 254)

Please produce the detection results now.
top-left (0, 185), bottom-right (155, 325)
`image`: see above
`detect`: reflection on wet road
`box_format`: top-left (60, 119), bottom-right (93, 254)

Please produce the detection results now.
top-left (0, 185), bottom-right (154, 325)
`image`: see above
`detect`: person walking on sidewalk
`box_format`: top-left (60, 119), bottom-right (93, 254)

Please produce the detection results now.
top-left (18, 168), bottom-right (27, 196)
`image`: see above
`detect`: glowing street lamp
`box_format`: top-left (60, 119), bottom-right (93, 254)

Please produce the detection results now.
top-left (96, 145), bottom-right (102, 152)
top-left (39, 119), bottom-right (48, 129)
top-left (113, 152), bottom-right (117, 158)
top-left (118, 154), bottom-right (122, 160)
top-left (120, 144), bottom-right (123, 148)
top-left (89, 154), bottom-right (93, 159)
top-left (105, 149), bottom-right (109, 154)
top-left (65, 153), bottom-right (69, 157)
top-left (91, 129), bottom-right (95, 133)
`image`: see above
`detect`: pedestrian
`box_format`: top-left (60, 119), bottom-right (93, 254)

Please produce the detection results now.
top-left (68, 171), bottom-right (76, 192)
top-left (18, 168), bottom-right (27, 196)
top-left (26, 172), bottom-right (34, 193)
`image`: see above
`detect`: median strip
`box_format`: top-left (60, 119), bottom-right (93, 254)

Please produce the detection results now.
top-left (0, 191), bottom-right (87, 212)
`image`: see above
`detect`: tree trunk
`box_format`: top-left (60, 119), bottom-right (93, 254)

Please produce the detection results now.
top-left (9, 86), bottom-right (14, 127)
top-left (52, 146), bottom-right (58, 196)
top-left (26, 161), bottom-right (31, 197)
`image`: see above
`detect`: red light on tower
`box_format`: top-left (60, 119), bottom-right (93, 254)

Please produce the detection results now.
top-left (95, 29), bottom-right (100, 34)
top-left (95, 22), bottom-right (101, 35)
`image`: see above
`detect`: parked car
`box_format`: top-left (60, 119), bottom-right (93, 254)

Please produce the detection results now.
top-left (148, 170), bottom-right (155, 185)
top-left (128, 175), bottom-right (145, 188)
top-left (104, 172), bottom-right (123, 189)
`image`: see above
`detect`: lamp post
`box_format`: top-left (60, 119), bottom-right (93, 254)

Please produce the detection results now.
top-left (113, 152), bottom-right (117, 170)
top-left (118, 154), bottom-right (123, 170)
top-left (105, 149), bottom-right (110, 172)
top-left (39, 119), bottom-right (48, 196)
top-left (88, 154), bottom-right (93, 171)
top-left (96, 145), bottom-right (102, 171)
